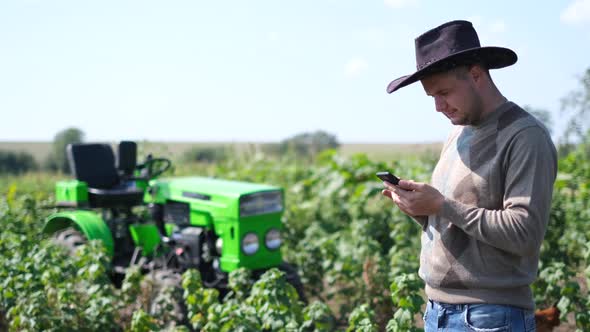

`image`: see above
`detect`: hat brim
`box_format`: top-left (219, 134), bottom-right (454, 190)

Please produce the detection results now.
top-left (386, 46), bottom-right (517, 94)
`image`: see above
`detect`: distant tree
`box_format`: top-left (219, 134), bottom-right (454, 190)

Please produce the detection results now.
top-left (0, 150), bottom-right (38, 175)
top-left (181, 146), bottom-right (227, 163)
top-left (44, 127), bottom-right (85, 173)
top-left (561, 67), bottom-right (590, 144)
top-left (524, 106), bottom-right (553, 135)
top-left (277, 130), bottom-right (340, 158)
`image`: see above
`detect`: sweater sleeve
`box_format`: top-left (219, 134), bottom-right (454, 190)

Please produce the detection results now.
top-left (410, 216), bottom-right (428, 230)
top-left (438, 126), bottom-right (557, 256)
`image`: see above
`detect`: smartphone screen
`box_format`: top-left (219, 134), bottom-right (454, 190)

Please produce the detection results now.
top-left (376, 171), bottom-right (400, 185)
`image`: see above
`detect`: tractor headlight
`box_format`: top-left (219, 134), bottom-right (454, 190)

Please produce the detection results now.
top-left (241, 233), bottom-right (259, 255)
top-left (240, 191), bottom-right (283, 217)
top-left (265, 229), bottom-right (281, 250)
top-left (215, 238), bottom-right (223, 254)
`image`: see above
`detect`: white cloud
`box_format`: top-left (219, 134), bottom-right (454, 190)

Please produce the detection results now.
top-left (345, 58), bottom-right (368, 78)
top-left (384, 0), bottom-right (418, 9)
top-left (561, 0), bottom-right (590, 25)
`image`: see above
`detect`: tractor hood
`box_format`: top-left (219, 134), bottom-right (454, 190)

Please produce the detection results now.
top-left (150, 176), bottom-right (281, 198)
top-left (145, 176), bottom-right (284, 225)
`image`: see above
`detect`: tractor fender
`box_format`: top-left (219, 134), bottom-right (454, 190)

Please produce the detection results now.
top-left (43, 210), bottom-right (114, 258)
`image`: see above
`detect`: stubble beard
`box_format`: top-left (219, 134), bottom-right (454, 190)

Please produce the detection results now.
top-left (461, 89), bottom-right (485, 126)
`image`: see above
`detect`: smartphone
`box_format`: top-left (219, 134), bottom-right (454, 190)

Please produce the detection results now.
top-left (376, 171), bottom-right (400, 186)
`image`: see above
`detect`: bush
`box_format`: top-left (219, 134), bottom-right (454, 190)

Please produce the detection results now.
top-left (181, 146), bottom-right (228, 163)
top-left (267, 130), bottom-right (340, 158)
top-left (0, 150), bottom-right (38, 174)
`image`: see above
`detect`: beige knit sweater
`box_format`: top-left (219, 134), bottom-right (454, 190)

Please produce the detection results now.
top-left (416, 101), bottom-right (557, 310)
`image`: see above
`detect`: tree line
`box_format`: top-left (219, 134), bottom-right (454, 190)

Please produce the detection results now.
top-left (0, 129), bottom-right (339, 174)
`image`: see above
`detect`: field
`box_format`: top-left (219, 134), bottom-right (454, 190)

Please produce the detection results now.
top-left (0, 141), bottom-right (443, 164)
top-left (0, 140), bottom-right (589, 331)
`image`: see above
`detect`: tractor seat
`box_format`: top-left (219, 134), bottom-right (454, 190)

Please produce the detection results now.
top-left (87, 183), bottom-right (144, 208)
top-left (67, 143), bottom-right (144, 208)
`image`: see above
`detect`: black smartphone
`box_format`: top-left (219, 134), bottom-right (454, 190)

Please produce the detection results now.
top-left (376, 171), bottom-right (400, 186)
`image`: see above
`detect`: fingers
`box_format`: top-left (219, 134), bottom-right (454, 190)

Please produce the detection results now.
top-left (382, 189), bottom-right (403, 204)
top-left (381, 189), bottom-right (393, 199)
top-left (382, 188), bottom-right (402, 204)
top-left (384, 179), bottom-right (425, 192)
top-left (394, 186), bottom-right (412, 198)
top-left (382, 189), bottom-right (415, 216)
top-left (383, 181), bottom-right (415, 203)
top-left (382, 180), bottom-right (442, 216)
top-left (382, 181), bottom-right (396, 191)
top-left (392, 196), bottom-right (414, 216)
top-left (398, 179), bottom-right (424, 191)
top-left (383, 181), bottom-right (411, 196)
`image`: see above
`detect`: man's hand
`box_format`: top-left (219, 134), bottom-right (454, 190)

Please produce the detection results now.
top-left (381, 179), bottom-right (444, 217)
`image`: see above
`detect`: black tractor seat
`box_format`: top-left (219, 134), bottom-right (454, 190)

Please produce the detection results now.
top-left (87, 184), bottom-right (144, 208)
top-left (67, 142), bottom-right (144, 208)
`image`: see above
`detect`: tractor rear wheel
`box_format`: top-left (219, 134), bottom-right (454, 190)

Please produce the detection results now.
top-left (52, 227), bottom-right (87, 255)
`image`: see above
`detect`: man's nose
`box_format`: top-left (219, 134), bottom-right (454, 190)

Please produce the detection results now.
top-left (434, 96), bottom-right (447, 112)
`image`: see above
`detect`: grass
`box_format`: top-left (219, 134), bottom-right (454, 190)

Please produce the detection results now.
top-left (0, 171), bottom-right (63, 197)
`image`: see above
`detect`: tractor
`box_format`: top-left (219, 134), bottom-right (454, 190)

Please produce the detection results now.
top-left (43, 141), bottom-right (305, 309)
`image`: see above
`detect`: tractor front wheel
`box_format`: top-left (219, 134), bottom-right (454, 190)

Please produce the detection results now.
top-left (279, 262), bottom-right (307, 304)
top-left (148, 269), bottom-right (186, 326)
top-left (52, 227), bottom-right (87, 255)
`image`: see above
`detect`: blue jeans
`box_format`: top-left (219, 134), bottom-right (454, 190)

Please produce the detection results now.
top-left (423, 300), bottom-right (536, 331)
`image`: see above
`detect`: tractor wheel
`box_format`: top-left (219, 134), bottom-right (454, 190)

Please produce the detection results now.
top-left (52, 227), bottom-right (87, 255)
top-left (279, 262), bottom-right (307, 304)
top-left (148, 269), bottom-right (186, 325)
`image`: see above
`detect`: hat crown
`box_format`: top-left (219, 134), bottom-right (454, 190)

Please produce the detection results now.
top-left (415, 20), bottom-right (481, 70)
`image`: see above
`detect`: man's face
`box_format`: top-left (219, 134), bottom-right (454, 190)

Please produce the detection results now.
top-left (420, 67), bottom-right (484, 126)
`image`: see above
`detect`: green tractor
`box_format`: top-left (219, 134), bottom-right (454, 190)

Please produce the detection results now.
top-left (43, 141), bottom-right (305, 303)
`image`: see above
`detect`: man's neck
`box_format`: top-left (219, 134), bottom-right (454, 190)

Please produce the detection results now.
top-left (480, 87), bottom-right (507, 120)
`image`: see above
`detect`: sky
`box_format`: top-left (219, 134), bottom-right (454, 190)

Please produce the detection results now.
top-left (1, 0), bottom-right (589, 143)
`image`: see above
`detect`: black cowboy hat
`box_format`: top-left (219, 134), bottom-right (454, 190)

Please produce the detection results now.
top-left (386, 20), bottom-right (517, 94)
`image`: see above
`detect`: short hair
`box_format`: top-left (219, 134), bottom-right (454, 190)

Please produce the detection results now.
top-left (420, 57), bottom-right (489, 82)
top-left (451, 63), bottom-right (490, 81)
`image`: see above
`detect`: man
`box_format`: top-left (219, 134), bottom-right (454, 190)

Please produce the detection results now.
top-left (381, 20), bottom-right (556, 331)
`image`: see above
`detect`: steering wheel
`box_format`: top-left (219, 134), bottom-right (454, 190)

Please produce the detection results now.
top-left (138, 155), bottom-right (172, 179)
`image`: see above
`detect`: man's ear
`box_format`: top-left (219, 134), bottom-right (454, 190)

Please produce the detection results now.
top-left (469, 64), bottom-right (485, 84)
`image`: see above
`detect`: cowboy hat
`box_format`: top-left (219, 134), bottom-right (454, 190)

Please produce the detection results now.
top-left (386, 20), bottom-right (517, 94)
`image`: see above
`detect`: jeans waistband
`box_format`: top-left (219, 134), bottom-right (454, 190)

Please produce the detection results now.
top-left (428, 299), bottom-right (467, 312)
top-left (428, 299), bottom-right (529, 313)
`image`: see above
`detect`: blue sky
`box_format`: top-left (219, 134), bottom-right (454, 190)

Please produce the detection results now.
top-left (1, 0), bottom-right (589, 143)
